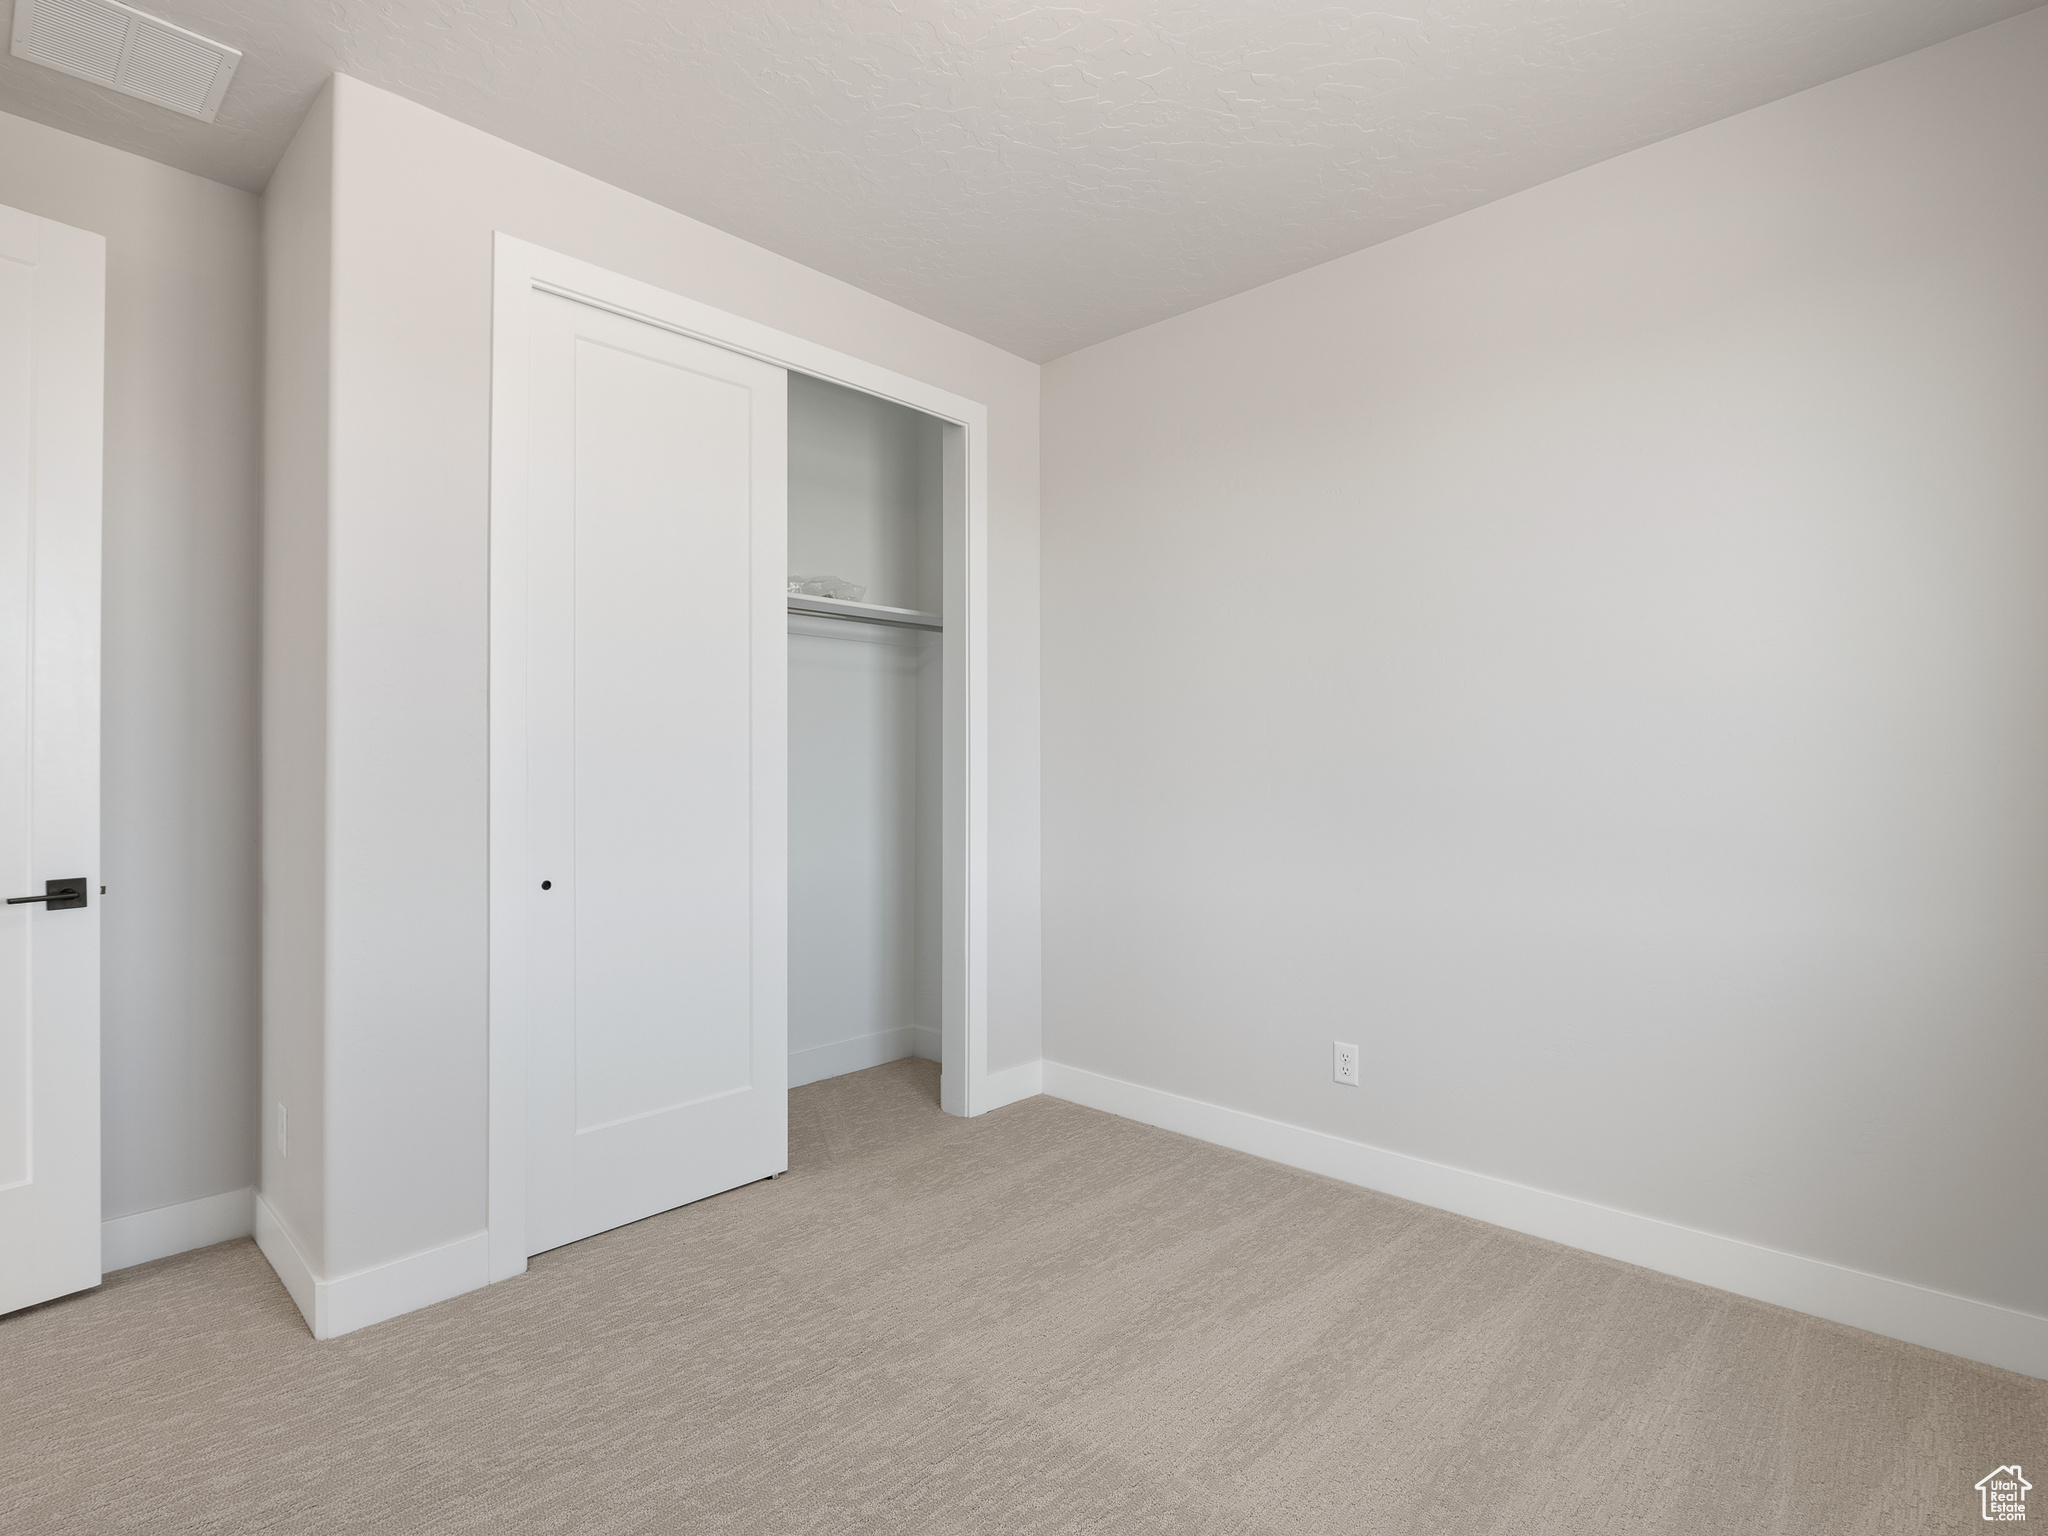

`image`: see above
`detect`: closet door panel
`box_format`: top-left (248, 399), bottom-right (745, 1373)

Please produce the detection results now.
top-left (570, 340), bottom-right (754, 1125)
top-left (524, 292), bottom-right (787, 1257)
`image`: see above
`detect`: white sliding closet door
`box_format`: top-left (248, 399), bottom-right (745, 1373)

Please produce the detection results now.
top-left (522, 291), bottom-right (787, 1257)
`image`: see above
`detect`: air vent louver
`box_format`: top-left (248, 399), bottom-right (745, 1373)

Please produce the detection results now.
top-left (11, 0), bottom-right (240, 121)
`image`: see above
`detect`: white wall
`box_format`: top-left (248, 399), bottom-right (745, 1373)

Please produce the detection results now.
top-left (1042, 4), bottom-right (2048, 1346)
top-left (788, 373), bottom-right (944, 614)
top-left (788, 620), bottom-right (940, 1083)
top-left (267, 75), bottom-right (1041, 1289)
top-left (0, 112), bottom-right (261, 1233)
top-left (260, 88), bottom-right (334, 1273)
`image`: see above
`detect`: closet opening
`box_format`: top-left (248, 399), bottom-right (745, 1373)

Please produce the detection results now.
top-left (487, 237), bottom-right (995, 1283)
top-left (786, 374), bottom-right (946, 1090)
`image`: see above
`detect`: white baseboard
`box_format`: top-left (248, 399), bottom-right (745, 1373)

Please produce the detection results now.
top-left (1042, 1061), bottom-right (2048, 1380)
top-left (253, 1193), bottom-right (318, 1328)
top-left (973, 1057), bottom-right (1043, 1116)
top-left (912, 1026), bottom-right (941, 1063)
top-left (102, 1187), bottom-right (254, 1272)
top-left (789, 1027), bottom-right (920, 1088)
top-left (255, 1192), bottom-right (489, 1340)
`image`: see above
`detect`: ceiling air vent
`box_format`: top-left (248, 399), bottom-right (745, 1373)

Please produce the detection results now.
top-left (11, 0), bottom-right (240, 121)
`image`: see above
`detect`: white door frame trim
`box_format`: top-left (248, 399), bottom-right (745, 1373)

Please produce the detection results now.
top-left (486, 234), bottom-right (993, 1285)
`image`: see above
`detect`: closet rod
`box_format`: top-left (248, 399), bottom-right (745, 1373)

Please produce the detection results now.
top-left (787, 597), bottom-right (942, 633)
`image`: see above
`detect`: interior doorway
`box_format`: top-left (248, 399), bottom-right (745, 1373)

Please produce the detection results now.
top-left (787, 373), bottom-right (947, 1089)
top-left (0, 203), bottom-right (105, 1317)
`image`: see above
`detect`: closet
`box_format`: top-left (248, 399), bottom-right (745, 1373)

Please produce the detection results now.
top-left (495, 257), bottom-right (978, 1281)
top-left (252, 228), bottom-right (989, 1332)
top-left (786, 374), bottom-right (945, 1088)
top-left (516, 323), bottom-right (952, 1250)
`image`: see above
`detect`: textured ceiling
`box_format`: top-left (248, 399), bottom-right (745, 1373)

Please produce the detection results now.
top-left (3, 0), bottom-right (2041, 360)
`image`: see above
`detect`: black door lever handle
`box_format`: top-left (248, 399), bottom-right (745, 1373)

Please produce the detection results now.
top-left (7, 878), bottom-right (88, 910)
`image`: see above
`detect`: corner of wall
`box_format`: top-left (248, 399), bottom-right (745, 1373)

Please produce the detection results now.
top-left (258, 77), bottom-right (337, 1279)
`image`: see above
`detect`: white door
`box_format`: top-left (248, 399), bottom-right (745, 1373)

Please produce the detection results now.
top-left (522, 291), bottom-right (787, 1256)
top-left (0, 206), bottom-right (103, 1315)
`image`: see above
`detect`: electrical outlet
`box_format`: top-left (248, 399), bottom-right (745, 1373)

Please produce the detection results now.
top-left (1333, 1042), bottom-right (1360, 1085)
top-left (277, 1101), bottom-right (288, 1159)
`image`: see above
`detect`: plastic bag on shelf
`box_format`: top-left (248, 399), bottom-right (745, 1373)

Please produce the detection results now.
top-left (787, 575), bottom-right (868, 601)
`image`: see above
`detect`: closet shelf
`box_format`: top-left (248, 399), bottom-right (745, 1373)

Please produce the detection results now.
top-left (787, 594), bottom-right (942, 632)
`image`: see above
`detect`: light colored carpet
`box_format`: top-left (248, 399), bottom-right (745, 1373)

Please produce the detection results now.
top-left (3, 1059), bottom-right (2040, 1533)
